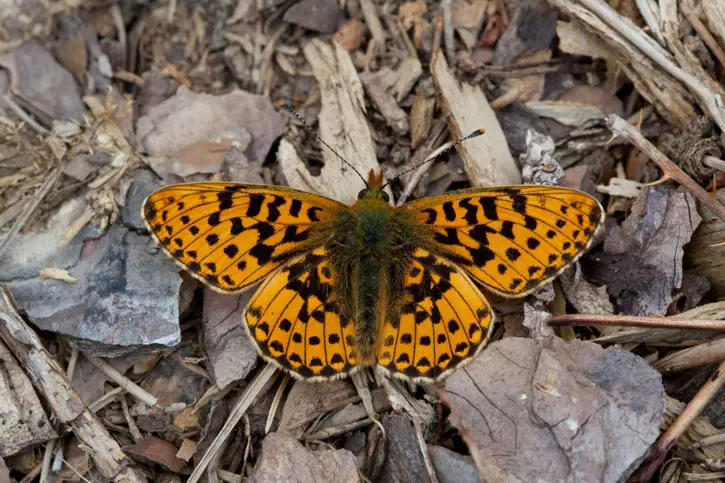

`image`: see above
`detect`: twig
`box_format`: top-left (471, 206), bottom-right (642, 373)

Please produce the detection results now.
top-left (396, 120), bottom-right (448, 205)
top-left (359, 0), bottom-right (386, 51)
top-left (19, 462), bottom-right (42, 483)
top-left (83, 353), bottom-right (159, 407)
top-left (39, 439), bottom-right (56, 483)
top-left (634, 0), bottom-right (665, 45)
top-left (1, 93), bottom-right (50, 134)
top-left (632, 360), bottom-right (725, 481)
top-left (548, 313), bottom-right (725, 331)
top-left (187, 363), bottom-right (278, 483)
top-left (66, 346), bottom-right (79, 380)
top-left (109, 4), bottom-right (127, 70)
top-left (606, 114), bottom-right (725, 222)
top-left (576, 0), bottom-right (725, 132)
top-left (121, 395), bottom-right (143, 442)
top-left (0, 167), bottom-right (60, 258)
top-left (265, 373), bottom-right (289, 434)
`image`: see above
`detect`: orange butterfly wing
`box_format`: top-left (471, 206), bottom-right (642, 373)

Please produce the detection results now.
top-left (404, 185), bottom-right (604, 297)
top-left (244, 247), bottom-right (359, 380)
top-left (377, 248), bottom-right (494, 382)
top-left (142, 183), bottom-right (345, 293)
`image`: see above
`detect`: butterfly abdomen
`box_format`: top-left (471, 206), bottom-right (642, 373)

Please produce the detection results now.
top-left (328, 199), bottom-right (419, 365)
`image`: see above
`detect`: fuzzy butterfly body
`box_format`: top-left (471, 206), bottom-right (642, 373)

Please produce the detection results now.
top-left (143, 171), bottom-right (604, 382)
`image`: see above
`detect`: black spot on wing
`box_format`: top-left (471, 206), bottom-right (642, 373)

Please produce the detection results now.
top-left (246, 194), bottom-right (265, 217)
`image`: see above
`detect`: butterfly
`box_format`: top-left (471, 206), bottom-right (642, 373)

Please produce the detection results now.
top-left (142, 170), bottom-right (604, 383)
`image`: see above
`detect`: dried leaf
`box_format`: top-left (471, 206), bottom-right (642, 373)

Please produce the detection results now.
top-left (587, 187), bottom-right (704, 315)
top-left (124, 437), bottom-right (188, 473)
top-left (443, 337), bottom-right (663, 481)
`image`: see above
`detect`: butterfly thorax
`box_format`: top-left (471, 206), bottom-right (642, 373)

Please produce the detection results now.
top-left (326, 196), bottom-right (420, 365)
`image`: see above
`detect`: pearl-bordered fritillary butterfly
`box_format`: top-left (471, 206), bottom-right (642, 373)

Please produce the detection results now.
top-left (142, 170), bottom-right (604, 382)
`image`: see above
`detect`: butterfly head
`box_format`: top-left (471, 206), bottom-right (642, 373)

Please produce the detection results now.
top-left (357, 170), bottom-right (390, 203)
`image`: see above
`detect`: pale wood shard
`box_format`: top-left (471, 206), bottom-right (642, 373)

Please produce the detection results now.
top-left (430, 49), bottom-right (521, 186)
top-left (278, 39), bottom-right (379, 203)
top-left (410, 94), bottom-right (435, 150)
top-left (0, 288), bottom-right (145, 482)
top-left (360, 70), bottom-right (409, 136)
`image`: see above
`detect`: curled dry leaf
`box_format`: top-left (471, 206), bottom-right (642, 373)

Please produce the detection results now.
top-left (442, 337), bottom-right (663, 482)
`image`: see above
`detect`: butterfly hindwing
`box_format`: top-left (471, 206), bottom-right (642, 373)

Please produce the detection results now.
top-left (377, 248), bottom-right (494, 382)
top-left (404, 185), bottom-right (604, 297)
top-left (142, 183), bottom-right (345, 293)
top-left (243, 247), bottom-right (358, 380)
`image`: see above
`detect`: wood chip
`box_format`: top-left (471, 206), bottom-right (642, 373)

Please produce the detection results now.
top-left (279, 40), bottom-right (380, 203)
top-left (410, 94), bottom-right (435, 149)
top-left (430, 49), bottom-right (521, 186)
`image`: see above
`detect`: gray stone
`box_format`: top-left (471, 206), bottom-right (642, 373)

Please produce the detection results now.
top-left (8, 225), bottom-right (181, 356)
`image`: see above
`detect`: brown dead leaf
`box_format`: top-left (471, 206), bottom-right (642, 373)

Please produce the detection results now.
top-left (136, 87), bottom-right (283, 180)
top-left (124, 437), bottom-right (188, 473)
top-left (56, 437), bottom-right (90, 481)
top-left (442, 337), bottom-right (663, 482)
top-left (248, 433), bottom-right (361, 483)
top-left (278, 380), bottom-right (356, 438)
top-left (586, 186), bottom-right (704, 315)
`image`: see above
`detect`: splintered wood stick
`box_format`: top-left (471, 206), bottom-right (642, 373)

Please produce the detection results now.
top-left (0, 288), bottom-right (145, 483)
top-left (606, 114), bottom-right (725, 222)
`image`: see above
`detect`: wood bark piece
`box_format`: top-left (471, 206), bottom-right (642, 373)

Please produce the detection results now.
top-left (686, 190), bottom-right (725, 299)
top-left (278, 40), bottom-right (379, 203)
top-left (0, 339), bottom-right (57, 457)
top-left (410, 94), bottom-right (435, 149)
top-left (703, 2), bottom-right (725, 56)
top-left (552, 0), bottom-right (725, 132)
top-left (0, 288), bottom-right (146, 483)
top-left (430, 50), bottom-right (521, 186)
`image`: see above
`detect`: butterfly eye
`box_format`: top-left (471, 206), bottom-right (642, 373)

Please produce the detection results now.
top-left (357, 189), bottom-right (367, 199)
top-left (381, 191), bottom-right (390, 202)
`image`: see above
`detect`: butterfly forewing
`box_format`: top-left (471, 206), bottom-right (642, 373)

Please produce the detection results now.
top-left (377, 248), bottom-right (494, 382)
top-left (243, 247), bottom-right (358, 380)
top-left (405, 186), bottom-right (604, 297)
top-left (142, 183), bottom-right (345, 293)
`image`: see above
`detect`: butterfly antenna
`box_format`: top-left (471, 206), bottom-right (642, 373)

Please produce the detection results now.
top-left (381, 128), bottom-right (486, 189)
top-left (279, 102), bottom-right (368, 187)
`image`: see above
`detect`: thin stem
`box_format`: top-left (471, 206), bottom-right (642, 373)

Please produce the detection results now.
top-left (548, 313), bottom-right (725, 331)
